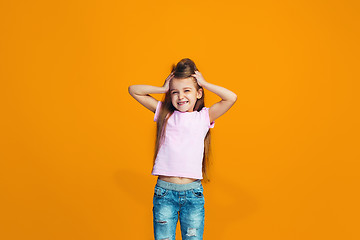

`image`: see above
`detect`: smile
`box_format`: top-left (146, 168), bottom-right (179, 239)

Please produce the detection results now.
top-left (178, 101), bottom-right (189, 105)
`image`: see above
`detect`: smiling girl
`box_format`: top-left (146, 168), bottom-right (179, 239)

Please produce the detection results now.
top-left (128, 58), bottom-right (237, 240)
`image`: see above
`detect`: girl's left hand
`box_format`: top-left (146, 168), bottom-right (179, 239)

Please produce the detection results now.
top-left (191, 70), bottom-right (207, 87)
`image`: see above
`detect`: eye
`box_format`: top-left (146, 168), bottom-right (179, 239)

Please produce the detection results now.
top-left (185, 89), bottom-right (190, 92)
top-left (171, 91), bottom-right (178, 94)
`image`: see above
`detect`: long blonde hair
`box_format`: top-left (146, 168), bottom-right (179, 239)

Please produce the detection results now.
top-left (153, 58), bottom-right (212, 182)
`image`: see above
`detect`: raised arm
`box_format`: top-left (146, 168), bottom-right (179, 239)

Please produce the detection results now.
top-left (191, 71), bottom-right (237, 123)
top-left (128, 72), bottom-right (174, 112)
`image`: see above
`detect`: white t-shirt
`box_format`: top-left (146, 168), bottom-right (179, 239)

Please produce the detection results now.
top-left (152, 101), bottom-right (215, 179)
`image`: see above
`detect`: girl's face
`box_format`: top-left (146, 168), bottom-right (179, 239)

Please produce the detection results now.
top-left (169, 77), bottom-right (202, 112)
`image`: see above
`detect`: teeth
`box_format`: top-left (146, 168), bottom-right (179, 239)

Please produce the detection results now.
top-left (178, 101), bottom-right (188, 105)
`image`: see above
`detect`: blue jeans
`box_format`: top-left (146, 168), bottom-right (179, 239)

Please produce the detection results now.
top-left (153, 179), bottom-right (205, 240)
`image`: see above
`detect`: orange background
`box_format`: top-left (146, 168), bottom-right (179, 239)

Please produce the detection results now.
top-left (1, 0), bottom-right (359, 239)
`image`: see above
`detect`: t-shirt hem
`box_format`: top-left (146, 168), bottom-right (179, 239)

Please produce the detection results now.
top-left (152, 171), bottom-right (203, 180)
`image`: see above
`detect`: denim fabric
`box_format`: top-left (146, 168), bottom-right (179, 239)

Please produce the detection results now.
top-left (153, 179), bottom-right (205, 240)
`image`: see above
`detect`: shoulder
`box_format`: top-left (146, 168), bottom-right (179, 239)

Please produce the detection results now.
top-left (198, 107), bottom-right (215, 128)
top-left (153, 101), bottom-right (162, 122)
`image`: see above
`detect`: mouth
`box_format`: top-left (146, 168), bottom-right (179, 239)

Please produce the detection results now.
top-left (177, 101), bottom-right (189, 106)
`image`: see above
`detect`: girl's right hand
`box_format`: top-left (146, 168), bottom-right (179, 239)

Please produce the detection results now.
top-left (162, 71), bottom-right (174, 92)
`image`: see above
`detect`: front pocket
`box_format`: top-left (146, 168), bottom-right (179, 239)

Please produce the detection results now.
top-left (154, 186), bottom-right (168, 198)
top-left (191, 188), bottom-right (204, 198)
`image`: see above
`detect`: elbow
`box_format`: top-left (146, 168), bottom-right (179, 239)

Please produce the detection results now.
top-left (225, 93), bottom-right (237, 104)
top-left (231, 93), bottom-right (237, 103)
top-left (128, 85), bottom-right (134, 96)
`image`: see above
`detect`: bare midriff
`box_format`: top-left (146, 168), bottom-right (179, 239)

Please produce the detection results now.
top-left (158, 175), bottom-right (198, 184)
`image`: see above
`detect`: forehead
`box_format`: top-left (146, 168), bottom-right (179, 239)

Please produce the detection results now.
top-left (170, 77), bottom-right (196, 89)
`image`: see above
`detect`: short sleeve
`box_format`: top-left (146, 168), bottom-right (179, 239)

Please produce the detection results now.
top-left (203, 107), bottom-right (215, 128)
top-left (154, 101), bottom-right (162, 122)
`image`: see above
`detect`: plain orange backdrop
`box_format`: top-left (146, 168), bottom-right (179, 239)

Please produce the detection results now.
top-left (1, 0), bottom-right (359, 239)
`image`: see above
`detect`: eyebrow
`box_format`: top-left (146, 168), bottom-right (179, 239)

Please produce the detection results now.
top-left (170, 87), bottom-right (193, 91)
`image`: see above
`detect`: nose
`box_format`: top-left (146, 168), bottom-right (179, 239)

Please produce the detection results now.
top-left (179, 92), bottom-right (184, 99)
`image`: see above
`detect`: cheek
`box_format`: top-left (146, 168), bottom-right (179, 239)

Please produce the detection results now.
top-left (189, 93), bottom-right (197, 100)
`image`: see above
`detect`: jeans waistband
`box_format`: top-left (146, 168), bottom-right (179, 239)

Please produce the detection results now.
top-left (156, 179), bottom-right (202, 191)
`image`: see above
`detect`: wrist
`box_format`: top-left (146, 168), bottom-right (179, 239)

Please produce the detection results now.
top-left (161, 86), bottom-right (168, 93)
top-left (199, 80), bottom-right (209, 88)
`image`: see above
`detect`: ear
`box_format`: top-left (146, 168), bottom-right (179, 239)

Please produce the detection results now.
top-left (196, 88), bottom-right (203, 99)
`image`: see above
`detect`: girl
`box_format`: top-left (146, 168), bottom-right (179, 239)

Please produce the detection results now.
top-left (128, 58), bottom-right (237, 240)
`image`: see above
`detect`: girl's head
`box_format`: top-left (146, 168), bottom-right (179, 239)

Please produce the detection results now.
top-left (166, 58), bottom-right (204, 112)
top-left (154, 58), bottom-right (212, 183)
top-left (169, 77), bottom-right (202, 112)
